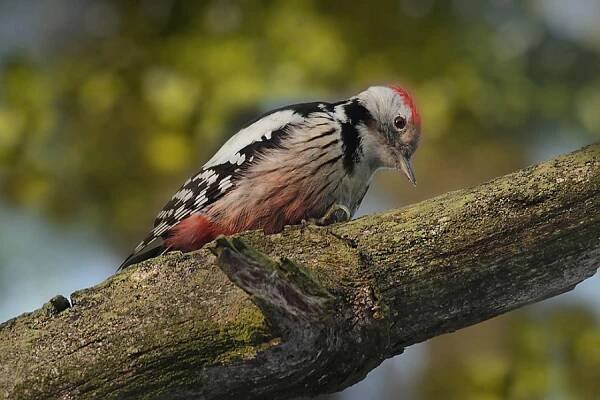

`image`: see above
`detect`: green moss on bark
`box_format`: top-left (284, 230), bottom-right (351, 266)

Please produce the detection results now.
top-left (1, 144), bottom-right (598, 400)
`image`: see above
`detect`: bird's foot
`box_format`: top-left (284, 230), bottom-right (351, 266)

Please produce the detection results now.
top-left (300, 204), bottom-right (351, 230)
top-left (317, 203), bottom-right (351, 226)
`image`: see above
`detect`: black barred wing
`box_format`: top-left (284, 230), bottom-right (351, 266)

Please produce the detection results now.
top-left (126, 102), bottom-right (337, 260)
top-left (140, 166), bottom-right (232, 250)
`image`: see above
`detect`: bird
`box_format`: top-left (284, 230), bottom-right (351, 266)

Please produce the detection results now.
top-left (119, 85), bottom-right (421, 270)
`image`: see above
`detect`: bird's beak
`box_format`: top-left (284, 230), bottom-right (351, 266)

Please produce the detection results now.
top-left (399, 155), bottom-right (417, 186)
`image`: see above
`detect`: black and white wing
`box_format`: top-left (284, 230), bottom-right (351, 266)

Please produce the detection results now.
top-left (119, 103), bottom-right (336, 269)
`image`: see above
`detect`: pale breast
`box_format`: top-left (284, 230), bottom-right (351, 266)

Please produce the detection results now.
top-left (205, 131), bottom-right (375, 233)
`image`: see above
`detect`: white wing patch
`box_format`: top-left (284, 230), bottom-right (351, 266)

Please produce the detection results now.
top-left (130, 103), bottom-right (334, 257)
top-left (218, 175), bottom-right (233, 192)
top-left (194, 189), bottom-right (208, 207)
top-left (203, 109), bottom-right (303, 168)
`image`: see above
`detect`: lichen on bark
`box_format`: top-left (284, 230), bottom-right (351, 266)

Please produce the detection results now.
top-left (0, 144), bottom-right (598, 400)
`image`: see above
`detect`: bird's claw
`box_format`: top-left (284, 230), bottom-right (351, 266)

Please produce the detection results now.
top-left (300, 218), bottom-right (312, 229)
top-left (300, 204), bottom-right (351, 231)
top-left (317, 203), bottom-right (351, 226)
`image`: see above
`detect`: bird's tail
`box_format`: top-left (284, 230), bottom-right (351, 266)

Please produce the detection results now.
top-left (117, 245), bottom-right (167, 271)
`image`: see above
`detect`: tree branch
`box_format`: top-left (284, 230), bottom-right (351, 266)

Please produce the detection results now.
top-left (1, 144), bottom-right (599, 400)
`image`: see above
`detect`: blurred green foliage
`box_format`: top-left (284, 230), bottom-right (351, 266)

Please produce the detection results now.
top-left (1, 0), bottom-right (598, 248)
top-left (0, 1), bottom-right (598, 398)
top-left (418, 307), bottom-right (600, 400)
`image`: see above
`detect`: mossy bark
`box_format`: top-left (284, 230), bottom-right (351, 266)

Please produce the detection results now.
top-left (1, 144), bottom-right (599, 400)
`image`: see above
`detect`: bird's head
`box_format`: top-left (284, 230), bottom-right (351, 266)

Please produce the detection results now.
top-left (357, 85), bottom-right (421, 185)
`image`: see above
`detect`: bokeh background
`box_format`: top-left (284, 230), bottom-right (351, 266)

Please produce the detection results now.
top-left (0, 0), bottom-right (599, 398)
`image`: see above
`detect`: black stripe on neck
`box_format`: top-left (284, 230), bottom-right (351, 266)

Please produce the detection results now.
top-left (339, 99), bottom-right (372, 174)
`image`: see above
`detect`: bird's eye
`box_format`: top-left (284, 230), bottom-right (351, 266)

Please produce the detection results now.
top-left (394, 116), bottom-right (407, 131)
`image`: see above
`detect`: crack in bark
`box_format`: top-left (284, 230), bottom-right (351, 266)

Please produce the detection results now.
top-left (0, 144), bottom-right (598, 400)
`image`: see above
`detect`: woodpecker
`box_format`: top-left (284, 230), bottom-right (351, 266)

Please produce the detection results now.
top-left (119, 85), bottom-right (421, 269)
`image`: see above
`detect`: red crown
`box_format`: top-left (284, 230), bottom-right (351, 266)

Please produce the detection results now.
top-left (389, 85), bottom-right (421, 127)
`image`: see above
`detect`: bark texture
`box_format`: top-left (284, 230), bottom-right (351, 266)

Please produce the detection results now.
top-left (1, 144), bottom-right (599, 400)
